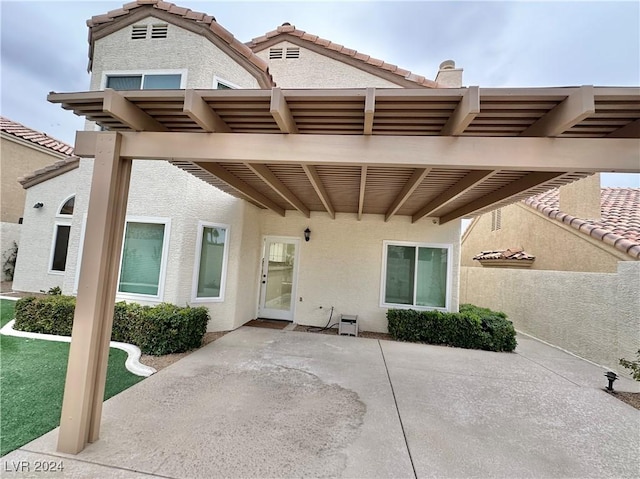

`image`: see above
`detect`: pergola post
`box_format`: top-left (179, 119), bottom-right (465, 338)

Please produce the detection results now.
top-left (57, 132), bottom-right (132, 454)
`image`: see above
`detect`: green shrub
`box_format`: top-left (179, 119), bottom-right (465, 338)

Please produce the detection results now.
top-left (619, 350), bottom-right (640, 381)
top-left (387, 303), bottom-right (516, 352)
top-left (14, 296), bottom-right (210, 356)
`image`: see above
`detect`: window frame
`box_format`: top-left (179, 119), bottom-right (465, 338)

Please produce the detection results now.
top-left (116, 216), bottom-right (172, 302)
top-left (213, 76), bottom-right (241, 90)
top-left (191, 221), bottom-right (231, 303)
top-left (379, 240), bottom-right (453, 312)
top-left (101, 69), bottom-right (187, 90)
top-left (48, 195), bottom-right (75, 275)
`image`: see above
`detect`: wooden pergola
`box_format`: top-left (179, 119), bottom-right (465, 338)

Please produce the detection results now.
top-left (48, 85), bottom-right (640, 454)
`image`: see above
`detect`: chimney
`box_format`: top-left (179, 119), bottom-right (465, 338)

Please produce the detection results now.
top-left (558, 173), bottom-right (602, 220)
top-left (435, 60), bottom-right (463, 88)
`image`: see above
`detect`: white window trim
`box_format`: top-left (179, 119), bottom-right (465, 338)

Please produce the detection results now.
top-left (48, 222), bottom-right (72, 275)
top-left (379, 240), bottom-right (453, 312)
top-left (213, 76), bottom-right (241, 90)
top-left (57, 193), bottom-right (75, 217)
top-left (190, 221), bottom-right (231, 303)
top-left (116, 216), bottom-right (171, 302)
top-left (101, 69), bottom-right (188, 90)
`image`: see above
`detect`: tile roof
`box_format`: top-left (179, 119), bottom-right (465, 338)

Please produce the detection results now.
top-left (18, 157), bottom-right (80, 189)
top-left (473, 248), bottom-right (536, 261)
top-left (246, 23), bottom-right (439, 89)
top-left (0, 116), bottom-right (74, 156)
top-left (525, 187), bottom-right (640, 259)
top-left (86, 1), bottom-right (274, 87)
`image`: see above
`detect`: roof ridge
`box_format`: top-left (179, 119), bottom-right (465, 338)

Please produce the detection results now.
top-left (524, 190), bottom-right (640, 259)
top-left (86, 0), bottom-right (274, 87)
top-left (246, 23), bottom-right (439, 89)
top-left (0, 116), bottom-right (74, 157)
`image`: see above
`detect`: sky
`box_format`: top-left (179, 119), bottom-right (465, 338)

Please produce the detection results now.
top-left (1, 0), bottom-right (639, 187)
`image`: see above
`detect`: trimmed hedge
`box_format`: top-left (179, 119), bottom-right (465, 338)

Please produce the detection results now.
top-left (387, 303), bottom-right (516, 352)
top-left (14, 296), bottom-right (210, 356)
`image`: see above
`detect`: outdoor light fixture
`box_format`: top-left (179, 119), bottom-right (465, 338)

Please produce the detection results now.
top-left (304, 227), bottom-right (311, 242)
top-left (604, 371), bottom-right (618, 391)
top-left (33, 202), bottom-right (44, 209)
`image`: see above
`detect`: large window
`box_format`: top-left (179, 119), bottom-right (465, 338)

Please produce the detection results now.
top-left (118, 219), bottom-right (170, 298)
top-left (49, 195), bottom-right (75, 273)
top-left (381, 241), bottom-right (451, 310)
top-left (105, 72), bottom-right (182, 90)
top-left (192, 222), bottom-right (230, 301)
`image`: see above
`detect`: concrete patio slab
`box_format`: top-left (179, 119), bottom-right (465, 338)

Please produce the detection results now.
top-left (2, 328), bottom-right (638, 478)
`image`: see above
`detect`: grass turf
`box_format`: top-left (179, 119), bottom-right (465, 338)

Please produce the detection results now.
top-left (0, 299), bottom-right (144, 456)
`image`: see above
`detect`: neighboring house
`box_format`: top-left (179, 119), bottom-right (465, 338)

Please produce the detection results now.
top-left (460, 174), bottom-right (640, 373)
top-left (12, 1), bottom-right (464, 332)
top-left (0, 117), bottom-right (76, 281)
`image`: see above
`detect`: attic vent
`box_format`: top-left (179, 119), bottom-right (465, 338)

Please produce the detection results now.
top-left (286, 47), bottom-right (300, 59)
top-left (491, 208), bottom-right (502, 231)
top-left (269, 48), bottom-right (283, 59)
top-left (151, 24), bottom-right (168, 39)
top-left (131, 25), bottom-right (147, 40)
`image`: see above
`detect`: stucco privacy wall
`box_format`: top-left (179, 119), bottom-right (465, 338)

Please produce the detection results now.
top-left (90, 16), bottom-right (259, 90)
top-left (13, 169), bottom-right (79, 293)
top-left (1, 223), bottom-right (20, 281)
top-left (461, 203), bottom-right (627, 273)
top-left (256, 41), bottom-right (402, 88)
top-left (460, 263), bottom-right (640, 375)
top-left (260, 211), bottom-right (461, 332)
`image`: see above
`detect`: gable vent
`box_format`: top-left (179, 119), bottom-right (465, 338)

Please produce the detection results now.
top-left (131, 25), bottom-right (147, 40)
top-left (151, 24), bottom-right (168, 39)
top-left (269, 48), bottom-right (283, 59)
top-left (286, 47), bottom-right (300, 59)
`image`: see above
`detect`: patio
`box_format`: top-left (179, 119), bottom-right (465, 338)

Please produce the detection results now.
top-left (4, 327), bottom-right (639, 478)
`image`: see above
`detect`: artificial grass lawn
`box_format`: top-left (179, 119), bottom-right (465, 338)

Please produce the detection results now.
top-left (0, 299), bottom-right (144, 456)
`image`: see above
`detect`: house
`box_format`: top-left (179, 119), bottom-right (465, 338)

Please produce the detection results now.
top-left (8, 0), bottom-right (639, 453)
top-left (0, 117), bottom-right (76, 281)
top-left (460, 174), bottom-right (640, 373)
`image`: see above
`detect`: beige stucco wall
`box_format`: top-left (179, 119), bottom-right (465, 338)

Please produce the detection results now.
top-left (12, 168), bottom-right (79, 293)
top-left (1, 135), bottom-right (67, 223)
top-left (90, 16), bottom-right (259, 90)
top-left (460, 262), bottom-right (640, 376)
top-left (461, 203), bottom-right (628, 273)
top-left (259, 211), bottom-right (461, 332)
top-left (256, 41), bottom-right (402, 88)
top-left (1, 222), bottom-right (20, 281)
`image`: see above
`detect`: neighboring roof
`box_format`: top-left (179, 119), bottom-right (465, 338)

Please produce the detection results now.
top-left (1, 116), bottom-right (74, 157)
top-left (86, 0), bottom-right (274, 88)
top-left (473, 248), bottom-right (536, 261)
top-left (247, 23), bottom-right (439, 89)
top-left (525, 187), bottom-right (640, 259)
top-left (18, 157), bottom-right (80, 190)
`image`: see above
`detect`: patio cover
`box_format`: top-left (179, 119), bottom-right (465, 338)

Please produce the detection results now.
top-left (47, 85), bottom-right (639, 454)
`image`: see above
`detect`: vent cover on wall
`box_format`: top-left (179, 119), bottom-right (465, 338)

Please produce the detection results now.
top-left (269, 48), bottom-right (283, 59)
top-left (286, 47), bottom-right (300, 59)
top-left (151, 24), bottom-right (168, 39)
top-left (131, 25), bottom-right (147, 40)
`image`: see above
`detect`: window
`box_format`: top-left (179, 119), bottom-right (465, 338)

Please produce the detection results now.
top-left (118, 219), bottom-right (170, 298)
top-left (192, 222), bottom-right (230, 301)
top-left (213, 76), bottom-right (239, 90)
top-left (49, 195), bottom-right (75, 273)
top-left (106, 73), bottom-right (182, 90)
top-left (381, 241), bottom-right (451, 310)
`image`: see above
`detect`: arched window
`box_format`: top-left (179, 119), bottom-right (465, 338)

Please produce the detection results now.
top-left (58, 196), bottom-right (75, 216)
top-left (50, 195), bottom-right (75, 273)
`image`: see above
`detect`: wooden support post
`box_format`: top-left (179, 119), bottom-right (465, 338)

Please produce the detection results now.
top-left (57, 132), bottom-right (132, 454)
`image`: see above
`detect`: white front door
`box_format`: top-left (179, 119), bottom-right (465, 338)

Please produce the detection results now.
top-left (258, 236), bottom-right (300, 321)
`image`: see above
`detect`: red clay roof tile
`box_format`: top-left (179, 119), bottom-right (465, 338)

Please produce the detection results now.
top-left (1, 116), bottom-right (74, 157)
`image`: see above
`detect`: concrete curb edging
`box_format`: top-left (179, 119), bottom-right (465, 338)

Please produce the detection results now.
top-left (0, 319), bottom-right (156, 377)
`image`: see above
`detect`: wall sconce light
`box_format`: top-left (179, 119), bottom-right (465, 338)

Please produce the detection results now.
top-left (33, 202), bottom-right (44, 209)
top-left (304, 227), bottom-right (311, 242)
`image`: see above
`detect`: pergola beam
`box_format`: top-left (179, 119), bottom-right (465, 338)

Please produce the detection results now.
top-left (521, 85), bottom-right (595, 137)
top-left (183, 89), bottom-right (231, 132)
top-left (270, 87), bottom-right (298, 134)
top-left (302, 165), bottom-right (335, 219)
top-left (195, 162), bottom-right (286, 216)
top-left (358, 166), bottom-right (367, 220)
top-left (441, 86), bottom-right (479, 135)
top-left (364, 88), bottom-right (375, 135)
top-left (74, 131), bottom-right (640, 173)
top-left (385, 168), bottom-right (430, 221)
top-left (412, 170), bottom-right (497, 222)
top-left (439, 171), bottom-right (566, 224)
top-left (102, 89), bottom-right (167, 132)
top-left (246, 163), bottom-right (310, 217)
top-left (607, 118), bottom-right (640, 138)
